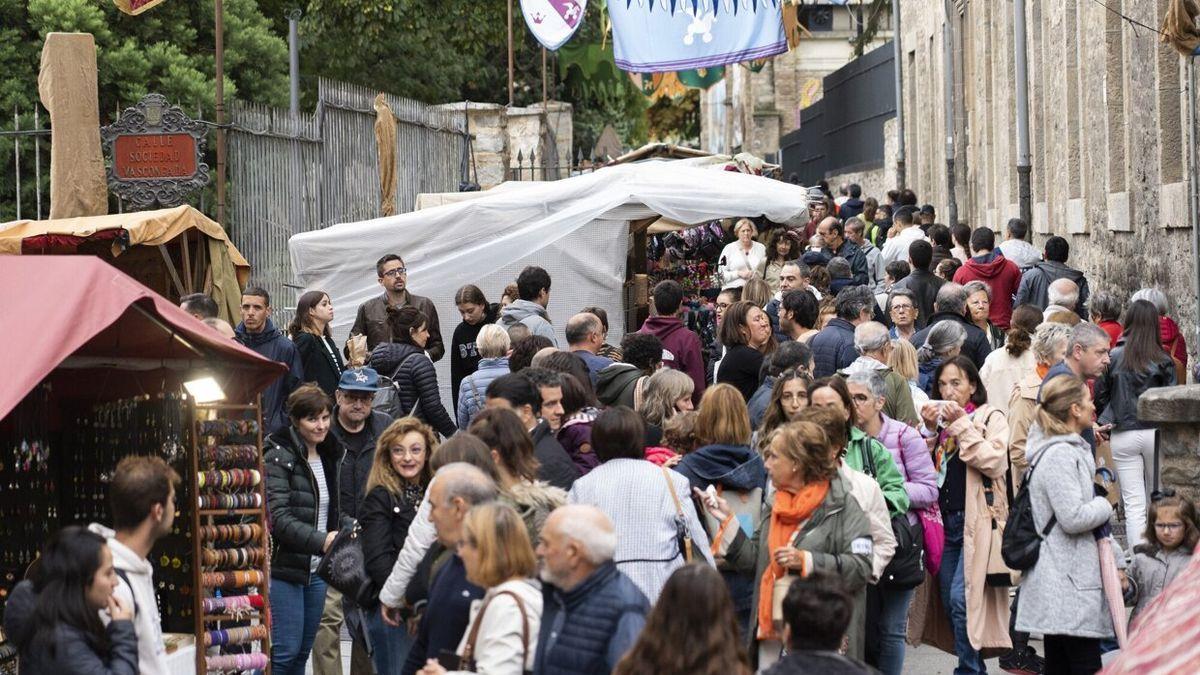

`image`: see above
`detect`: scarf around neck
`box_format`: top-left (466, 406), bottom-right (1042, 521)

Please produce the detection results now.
top-left (757, 480), bottom-right (830, 640)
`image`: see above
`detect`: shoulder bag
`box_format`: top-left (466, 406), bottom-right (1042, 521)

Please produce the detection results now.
top-left (661, 465), bottom-right (694, 562)
top-left (457, 589), bottom-right (533, 674)
top-left (315, 522), bottom-right (373, 606)
top-left (862, 441), bottom-right (925, 590)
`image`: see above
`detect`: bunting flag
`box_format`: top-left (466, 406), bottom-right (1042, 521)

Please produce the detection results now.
top-left (113, 0), bottom-right (170, 15)
top-left (607, 0), bottom-right (786, 72)
top-left (521, 0), bottom-right (588, 50)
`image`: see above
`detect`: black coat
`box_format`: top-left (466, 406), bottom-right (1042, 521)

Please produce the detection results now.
top-left (531, 421), bottom-right (580, 490)
top-left (1095, 346), bottom-right (1177, 431)
top-left (909, 312), bottom-right (992, 369)
top-left (359, 485), bottom-right (420, 605)
top-left (293, 331), bottom-right (345, 396)
top-left (449, 303), bottom-right (499, 407)
top-left (717, 344), bottom-right (766, 401)
top-left (264, 427), bottom-right (348, 584)
top-left (368, 342), bottom-right (457, 438)
top-left (4, 581), bottom-right (139, 675)
top-left (235, 319), bottom-right (304, 434)
top-left (332, 409), bottom-right (396, 520)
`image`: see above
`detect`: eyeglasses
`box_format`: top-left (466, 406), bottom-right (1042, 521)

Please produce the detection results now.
top-left (891, 304), bottom-right (914, 312)
top-left (381, 267), bottom-right (407, 278)
top-left (1155, 522), bottom-right (1184, 531)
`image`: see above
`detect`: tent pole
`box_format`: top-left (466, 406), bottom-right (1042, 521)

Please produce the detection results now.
top-left (129, 303), bottom-right (206, 357)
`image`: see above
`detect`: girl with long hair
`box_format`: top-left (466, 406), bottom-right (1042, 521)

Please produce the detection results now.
top-left (450, 284), bottom-right (500, 409)
top-left (3, 526), bottom-right (138, 674)
top-left (762, 229), bottom-right (798, 295)
top-left (614, 564), bottom-right (750, 675)
top-left (1124, 494), bottom-right (1199, 627)
top-left (756, 368), bottom-right (812, 451)
top-left (1015, 376), bottom-right (1114, 673)
top-left (360, 418), bottom-right (437, 674)
top-left (979, 304), bottom-right (1042, 417)
top-left (556, 373), bottom-right (603, 475)
top-left (1096, 299), bottom-right (1178, 548)
top-left (289, 290), bottom-right (345, 395)
top-left (468, 407), bottom-right (567, 540)
top-left (637, 368), bottom-right (696, 429)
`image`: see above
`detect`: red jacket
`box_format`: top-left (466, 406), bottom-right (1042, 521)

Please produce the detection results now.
top-left (953, 250), bottom-right (1022, 329)
top-left (1099, 320), bottom-right (1122, 348)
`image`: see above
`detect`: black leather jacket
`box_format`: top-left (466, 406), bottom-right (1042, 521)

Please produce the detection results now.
top-left (1095, 346), bottom-right (1177, 431)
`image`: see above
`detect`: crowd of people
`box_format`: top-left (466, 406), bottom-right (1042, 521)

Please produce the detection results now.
top-left (6, 182), bottom-right (1200, 675)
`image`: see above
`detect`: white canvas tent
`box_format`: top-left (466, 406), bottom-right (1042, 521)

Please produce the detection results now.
top-left (288, 161), bottom-right (809, 410)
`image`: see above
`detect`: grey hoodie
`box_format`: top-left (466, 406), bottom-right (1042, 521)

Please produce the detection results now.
top-left (499, 299), bottom-right (558, 346)
top-left (87, 523), bottom-right (169, 675)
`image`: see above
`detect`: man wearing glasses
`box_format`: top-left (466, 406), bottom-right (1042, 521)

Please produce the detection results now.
top-left (350, 254), bottom-right (445, 361)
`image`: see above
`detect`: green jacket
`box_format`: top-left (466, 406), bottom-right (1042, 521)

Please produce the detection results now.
top-left (845, 426), bottom-right (910, 517)
top-left (726, 473), bottom-right (874, 660)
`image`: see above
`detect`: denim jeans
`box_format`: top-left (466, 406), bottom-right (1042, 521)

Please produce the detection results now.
top-left (939, 511), bottom-right (986, 675)
top-left (270, 576), bottom-right (328, 675)
top-left (866, 585), bottom-right (915, 675)
top-left (365, 606), bottom-right (414, 675)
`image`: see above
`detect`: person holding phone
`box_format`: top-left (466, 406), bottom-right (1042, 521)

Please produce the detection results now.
top-left (3, 526), bottom-right (139, 674)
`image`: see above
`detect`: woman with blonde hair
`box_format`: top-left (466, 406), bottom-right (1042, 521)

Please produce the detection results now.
top-left (719, 218), bottom-right (767, 291)
top-left (416, 502), bottom-right (542, 675)
top-left (457, 324), bottom-right (512, 430)
top-left (742, 277), bottom-right (773, 309)
top-left (888, 338), bottom-right (929, 410)
top-left (638, 368), bottom-right (696, 429)
top-left (696, 421), bottom-right (873, 668)
top-left (360, 417), bottom-right (438, 674)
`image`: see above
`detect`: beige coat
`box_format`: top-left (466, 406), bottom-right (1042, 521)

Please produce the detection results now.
top-left (911, 404), bottom-right (1013, 657)
top-left (1005, 371), bottom-right (1041, 492)
top-left (980, 346), bottom-right (1036, 418)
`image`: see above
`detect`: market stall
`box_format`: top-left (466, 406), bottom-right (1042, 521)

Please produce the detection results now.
top-left (289, 160), bottom-right (808, 408)
top-left (0, 257), bottom-right (285, 674)
top-left (0, 205), bottom-right (250, 325)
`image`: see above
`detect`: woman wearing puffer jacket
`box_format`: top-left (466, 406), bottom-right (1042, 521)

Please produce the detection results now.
top-left (370, 305), bottom-right (457, 438)
top-left (1016, 375), bottom-right (1116, 674)
top-left (457, 324), bottom-right (511, 430)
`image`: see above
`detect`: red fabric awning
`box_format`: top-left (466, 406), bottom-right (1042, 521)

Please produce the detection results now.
top-left (0, 255), bottom-right (287, 420)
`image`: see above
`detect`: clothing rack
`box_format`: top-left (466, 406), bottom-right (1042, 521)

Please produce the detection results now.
top-left (190, 399), bottom-right (272, 675)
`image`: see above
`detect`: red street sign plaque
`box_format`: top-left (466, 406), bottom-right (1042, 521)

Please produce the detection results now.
top-left (101, 94), bottom-right (210, 210)
top-left (112, 134), bottom-right (198, 180)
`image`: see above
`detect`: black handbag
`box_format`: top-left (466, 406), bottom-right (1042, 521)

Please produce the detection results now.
top-left (861, 440), bottom-right (925, 590)
top-left (315, 522), bottom-right (373, 606)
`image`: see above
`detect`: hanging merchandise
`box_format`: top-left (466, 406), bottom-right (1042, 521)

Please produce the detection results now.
top-left (607, 0), bottom-right (786, 72)
top-left (522, 0), bottom-right (588, 50)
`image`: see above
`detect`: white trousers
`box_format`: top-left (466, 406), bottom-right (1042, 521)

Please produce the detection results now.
top-left (1110, 428), bottom-right (1156, 549)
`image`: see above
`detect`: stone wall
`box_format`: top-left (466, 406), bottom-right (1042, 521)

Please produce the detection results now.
top-left (1139, 387), bottom-right (1200, 504)
top-left (896, 0), bottom-right (1198, 361)
top-left (434, 101), bottom-right (573, 189)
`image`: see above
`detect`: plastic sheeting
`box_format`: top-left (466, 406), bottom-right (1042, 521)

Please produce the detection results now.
top-left (288, 161), bottom-right (809, 409)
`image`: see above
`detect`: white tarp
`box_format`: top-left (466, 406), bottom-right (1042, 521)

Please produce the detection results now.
top-left (288, 161), bottom-right (809, 410)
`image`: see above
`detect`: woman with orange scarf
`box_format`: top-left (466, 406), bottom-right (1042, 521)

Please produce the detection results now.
top-left (697, 420), bottom-right (873, 670)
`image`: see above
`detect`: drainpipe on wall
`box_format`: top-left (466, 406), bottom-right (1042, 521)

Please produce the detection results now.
top-left (1013, 0), bottom-right (1033, 234)
top-left (942, 0), bottom-right (957, 227)
top-left (1188, 56), bottom-right (1200, 370)
top-left (893, 0), bottom-right (905, 190)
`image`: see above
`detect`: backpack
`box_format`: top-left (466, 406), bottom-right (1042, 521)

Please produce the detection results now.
top-left (373, 354), bottom-right (422, 419)
top-left (1001, 448), bottom-right (1056, 571)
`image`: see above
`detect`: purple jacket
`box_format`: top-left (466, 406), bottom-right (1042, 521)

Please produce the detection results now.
top-left (638, 316), bottom-right (706, 404)
top-left (873, 414), bottom-right (939, 519)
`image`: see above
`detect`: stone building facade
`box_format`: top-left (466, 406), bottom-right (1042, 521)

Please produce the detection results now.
top-left (433, 102), bottom-right (573, 189)
top-left (699, 0), bottom-right (893, 158)
top-left (891, 0), bottom-right (1198, 359)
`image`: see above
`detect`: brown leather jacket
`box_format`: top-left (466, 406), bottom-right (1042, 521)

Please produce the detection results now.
top-left (350, 292), bottom-right (444, 362)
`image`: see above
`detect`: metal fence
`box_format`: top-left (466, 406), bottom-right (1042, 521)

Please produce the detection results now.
top-left (1, 105), bottom-right (49, 223)
top-left (226, 78), bottom-right (470, 312)
top-left (780, 41), bottom-right (896, 184)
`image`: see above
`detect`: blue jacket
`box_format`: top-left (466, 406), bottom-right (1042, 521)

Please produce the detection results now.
top-left (235, 318), bottom-right (304, 434)
top-left (534, 563), bottom-right (649, 675)
top-left (675, 444), bottom-right (767, 493)
top-left (810, 317), bottom-right (859, 378)
top-left (572, 350), bottom-right (614, 388)
top-left (401, 554), bottom-right (484, 675)
top-left (747, 377), bottom-right (774, 429)
top-left (457, 357), bottom-right (511, 430)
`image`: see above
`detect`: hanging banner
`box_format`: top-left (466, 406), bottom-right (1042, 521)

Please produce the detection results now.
top-left (608, 0), bottom-right (786, 72)
top-left (521, 0), bottom-right (588, 50)
top-left (113, 0), bottom-right (170, 15)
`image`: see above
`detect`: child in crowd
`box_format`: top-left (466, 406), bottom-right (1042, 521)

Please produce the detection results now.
top-left (1123, 494), bottom-right (1200, 626)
